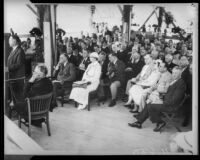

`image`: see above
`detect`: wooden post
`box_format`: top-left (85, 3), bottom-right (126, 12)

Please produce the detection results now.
top-left (43, 5), bottom-right (53, 77)
top-left (138, 7), bottom-right (158, 31)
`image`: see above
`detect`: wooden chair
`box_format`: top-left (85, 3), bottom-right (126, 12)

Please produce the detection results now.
top-left (18, 92), bottom-right (53, 137)
top-left (161, 94), bottom-right (188, 133)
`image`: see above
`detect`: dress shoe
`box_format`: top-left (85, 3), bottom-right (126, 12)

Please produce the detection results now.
top-left (129, 110), bottom-right (139, 113)
top-left (108, 99), bottom-right (116, 107)
top-left (153, 121), bottom-right (166, 132)
top-left (128, 122), bottom-right (142, 129)
top-left (124, 103), bottom-right (131, 108)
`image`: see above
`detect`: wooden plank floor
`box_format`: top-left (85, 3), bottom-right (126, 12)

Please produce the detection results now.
top-left (14, 100), bottom-right (192, 155)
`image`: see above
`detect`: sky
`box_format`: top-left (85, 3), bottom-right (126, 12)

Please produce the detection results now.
top-left (4, 0), bottom-right (197, 37)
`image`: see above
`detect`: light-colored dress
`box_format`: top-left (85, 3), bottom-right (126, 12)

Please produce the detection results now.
top-left (129, 65), bottom-right (161, 112)
top-left (147, 71), bottom-right (172, 104)
top-left (69, 61), bottom-right (101, 105)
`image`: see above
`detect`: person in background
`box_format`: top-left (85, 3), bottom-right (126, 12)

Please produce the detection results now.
top-left (164, 53), bottom-right (177, 73)
top-left (66, 46), bottom-right (76, 66)
top-left (69, 52), bottom-right (101, 110)
top-left (72, 47), bottom-right (83, 67)
top-left (7, 34), bottom-right (26, 107)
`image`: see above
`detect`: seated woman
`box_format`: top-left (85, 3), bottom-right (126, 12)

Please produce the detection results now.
top-left (69, 52), bottom-right (101, 110)
top-left (16, 64), bottom-right (53, 127)
top-left (126, 59), bottom-right (162, 113)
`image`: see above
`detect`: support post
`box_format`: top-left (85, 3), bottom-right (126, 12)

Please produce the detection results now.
top-left (43, 5), bottom-right (53, 77)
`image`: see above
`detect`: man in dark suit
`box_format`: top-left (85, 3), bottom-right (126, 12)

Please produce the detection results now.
top-left (16, 64), bottom-right (53, 127)
top-left (52, 53), bottom-right (76, 110)
top-left (7, 34), bottom-right (26, 104)
top-left (108, 53), bottom-right (125, 107)
top-left (66, 46), bottom-right (76, 66)
top-left (128, 66), bottom-right (186, 132)
top-left (179, 56), bottom-right (192, 126)
top-left (97, 51), bottom-right (110, 101)
top-left (77, 49), bottom-right (91, 80)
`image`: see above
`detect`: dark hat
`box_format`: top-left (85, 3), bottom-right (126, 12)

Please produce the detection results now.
top-left (30, 27), bottom-right (43, 37)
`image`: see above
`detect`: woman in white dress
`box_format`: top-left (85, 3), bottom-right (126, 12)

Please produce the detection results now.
top-left (69, 52), bottom-right (101, 110)
top-left (126, 59), bottom-right (162, 112)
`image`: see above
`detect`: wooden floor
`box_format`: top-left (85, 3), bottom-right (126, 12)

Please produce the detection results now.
top-left (13, 99), bottom-right (192, 155)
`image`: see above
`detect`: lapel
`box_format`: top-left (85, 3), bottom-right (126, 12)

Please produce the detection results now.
top-left (8, 46), bottom-right (19, 60)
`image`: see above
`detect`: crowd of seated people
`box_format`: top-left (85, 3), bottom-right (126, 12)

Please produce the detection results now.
top-left (11, 26), bottom-right (193, 130)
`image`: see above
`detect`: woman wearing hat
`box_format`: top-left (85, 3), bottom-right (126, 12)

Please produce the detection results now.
top-left (69, 52), bottom-right (101, 110)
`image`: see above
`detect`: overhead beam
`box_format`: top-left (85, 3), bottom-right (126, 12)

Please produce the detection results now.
top-left (138, 7), bottom-right (158, 31)
top-left (117, 5), bottom-right (123, 16)
top-left (26, 4), bottom-right (40, 19)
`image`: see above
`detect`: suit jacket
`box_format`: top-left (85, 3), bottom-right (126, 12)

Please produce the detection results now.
top-left (126, 58), bottom-right (145, 78)
top-left (24, 77), bottom-right (53, 98)
top-left (73, 54), bottom-right (83, 67)
top-left (7, 46), bottom-right (26, 79)
top-left (181, 67), bottom-right (192, 96)
top-left (163, 78), bottom-right (186, 110)
top-left (53, 62), bottom-right (76, 88)
top-left (68, 54), bottom-right (77, 66)
top-left (81, 57), bottom-right (91, 70)
top-left (108, 59), bottom-right (125, 84)
top-left (99, 58), bottom-right (109, 80)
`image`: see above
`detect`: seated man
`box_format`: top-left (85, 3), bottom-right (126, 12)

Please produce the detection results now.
top-left (77, 49), bottom-right (91, 80)
top-left (107, 53), bottom-right (125, 107)
top-left (16, 64), bottom-right (53, 127)
top-left (97, 51), bottom-right (110, 102)
top-left (128, 66), bottom-right (186, 132)
top-left (51, 53), bottom-right (76, 110)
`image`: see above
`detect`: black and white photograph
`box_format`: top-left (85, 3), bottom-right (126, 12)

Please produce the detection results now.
top-left (4, 0), bottom-right (198, 156)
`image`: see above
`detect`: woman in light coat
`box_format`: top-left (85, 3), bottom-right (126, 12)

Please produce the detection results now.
top-left (69, 52), bottom-right (101, 110)
top-left (126, 59), bottom-right (162, 112)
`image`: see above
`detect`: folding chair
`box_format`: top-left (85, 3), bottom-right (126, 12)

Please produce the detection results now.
top-left (18, 92), bottom-right (53, 137)
top-left (161, 94), bottom-right (188, 132)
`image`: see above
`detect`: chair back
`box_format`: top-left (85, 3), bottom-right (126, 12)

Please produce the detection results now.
top-left (26, 92), bottom-right (53, 117)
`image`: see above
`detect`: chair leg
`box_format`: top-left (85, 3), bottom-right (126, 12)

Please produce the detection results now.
top-left (88, 94), bottom-right (90, 111)
top-left (18, 115), bottom-right (21, 128)
top-left (75, 101), bottom-right (78, 108)
top-left (28, 116), bottom-right (31, 137)
top-left (46, 113), bottom-right (51, 136)
top-left (61, 95), bottom-right (64, 107)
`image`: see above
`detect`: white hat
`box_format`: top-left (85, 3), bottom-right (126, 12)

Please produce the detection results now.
top-left (90, 52), bottom-right (99, 59)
